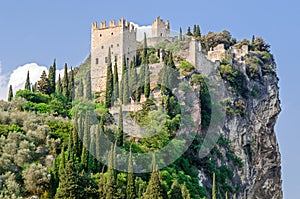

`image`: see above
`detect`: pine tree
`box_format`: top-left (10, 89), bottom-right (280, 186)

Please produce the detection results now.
top-left (55, 160), bottom-right (79, 199)
top-left (105, 48), bottom-right (113, 108)
top-left (37, 70), bottom-right (50, 94)
top-left (117, 105), bottom-right (124, 146)
top-left (77, 79), bottom-right (84, 98)
top-left (113, 60), bottom-right (119, 102)
top-left (8, 85), bottom-right (13, 102)
top-left (179, 27), bottom-right (183, 41)
top-left (169, 180), bottom-right (183, 199)
top-left (68, 68), bottom-right (75, 101)
top-left (57, 74), bottom-right (62, 95)
top-left (25, 71), bottom-right (31, 91)
top-left (126, 147), bottom-right (135, 199)
top-left (62, 64), bottom-right (69, 99)
top-left (85, 71), bottom-right (92, 100)
top-left (186, 26), bottom-right (192, 36)
top-left (48, 60), bottom-right (56, 94)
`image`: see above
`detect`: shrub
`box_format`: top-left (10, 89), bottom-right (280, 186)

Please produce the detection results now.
top-left (15, 90), bottom-right (51, 104)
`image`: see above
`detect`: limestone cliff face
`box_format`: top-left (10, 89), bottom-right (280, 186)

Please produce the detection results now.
top-left (220, 54), bottom-right (282, 198)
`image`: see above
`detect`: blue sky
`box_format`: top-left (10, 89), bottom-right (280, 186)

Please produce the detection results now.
top-left (0, 0), bottom-right (299, 198)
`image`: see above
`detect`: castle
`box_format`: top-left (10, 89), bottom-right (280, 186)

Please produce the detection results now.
top-left (91, 17), bottom-right (171, 95)
top-left (91, 17), bottom-right (249, 96)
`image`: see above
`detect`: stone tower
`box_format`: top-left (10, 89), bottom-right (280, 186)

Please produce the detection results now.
top-left (152, 16), bottom-right (170, 38)
top-left (91, 18), bottom-right (137, 95)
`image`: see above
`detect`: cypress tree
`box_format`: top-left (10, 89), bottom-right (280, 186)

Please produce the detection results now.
top-left (117, 105), bottom-right (124, 146)
top-left (196, 25), bottom-right (201, 37)
top-left (186, 27), bottom-right (192, 36)
top-left (68, 68), bottom-right (75, 101)
top-left (55, 160), bottom-right (79, 198)
top-left (48, 61), bottom-right (56, 94)
top-left (169, 180), bottom-right (183, 199)
top-left (179, 27), bottom-right (183, 41)
top-left (129, 59), bottom-right (138, 97)
top-left (144, 63), bottom-right (150, 99)
top-left (105, 48), bottom-right (113, 108)
top-left (143, 156), bottom-right (165, 199)
top-left (126, 147), bottom-right (135, 199)
top-left (67, 129), bottom-right (73, 161)
top-left (81, 112), bottom-right (90, 171)
top-left (105, 145), bottom-right (116, 199)
top-left (167, 53), bottom-right (179, 90)
top-left (119, 55), bottom-right (126, 104)
top-left (37, 70), bottom-right (50, 94)
top-left (62, 64), bottom-right (69, 99)
top-left (56, 74), bottom-right (62, 95)
top-left (8, 85), bottom-right (13, 102)
top-left (85, 71), bottom-right (92, 100)
top-left (58, 146), bottom-right (65, 176)
top-left (113, 60), bottom-right (119, 102)
top-left (123, 65), bottom-right (130, 105)
top-left (88, 138), bottom-right (96, 173)
top-left (77, 79), bottom-right (84, 98)
top-left (193, 24), bottom-right (197, 36)
top-left (25, 71), bottom-right (31, 91)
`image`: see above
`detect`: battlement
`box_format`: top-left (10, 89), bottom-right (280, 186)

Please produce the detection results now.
top-left (92, 18), bottom-right (136, 32)
top-left (152, 16), bottom-right (171, 38)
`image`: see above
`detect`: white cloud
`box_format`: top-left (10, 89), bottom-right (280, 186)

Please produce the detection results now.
top-left (131, 22), bottom-right (152, 41)
top-left (8, 63), bottom-right (48, 95)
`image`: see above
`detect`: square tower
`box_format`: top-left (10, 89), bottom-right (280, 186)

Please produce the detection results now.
top-left (91, 18), bottom-right (137, 95)
top-left (152, 16), bottom-right (170, 38)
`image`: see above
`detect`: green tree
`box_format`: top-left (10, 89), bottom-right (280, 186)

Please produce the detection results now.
top-left (8, 85), bottom-right (13, 102)
top-left (193, 24), bottom-right (197, 36)
top-left (56, 74), bottom-right (62, 95)
top-left (85, 71), bottom-right (92, 100)
top-left (179, 27), bottom-right (183, 41)
top-left (123, 66), bottom-right (130, 105)
top-left (186, 27), bottom-right (192, 36)
top-left (105, 48), bottom-right (114, 108)
top-left (48, 59), bottom-right (56, 94)
top-left (58, 147), bottom-right (65, 176)
top-left (99, 172), bottom-right (105, 198)
top-left (126, 147), bottom-right (135, 199)
top-left (25, 71), bottom-right (31, 91)
top-left (142, 156), bottom-right (166, 199)
top-left (55, 160), bottom-right (80, 199)
top-left (181, 183), bottom-right (191, 199)
top-left (196, 25), bottom-right (201, 37)
top-left (62, 64), bottom-right (69, 99)
top-left (113, 60), bottom-right (119, 102)
top-left (105, 145), bottom-right (117, 199)
top-left (168, 180), bottom-right (183, 199)
top-left (37, 70), bottom-right (50, 94)
top-left (77, 79), bottom-right (84, 98)
top-left (117, 105), bottom-right (124, 146)
top-left (129, 59), bottom-right (137, 97)
top-left (68, 68), bottom-right (75, 101)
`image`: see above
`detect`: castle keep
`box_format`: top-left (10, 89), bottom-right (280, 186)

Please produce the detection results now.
top-left (91, 17), bottom-right (171, 95)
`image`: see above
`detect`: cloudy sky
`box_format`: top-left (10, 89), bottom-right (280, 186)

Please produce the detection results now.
top-left (0, 1), bottom-right (299, 198)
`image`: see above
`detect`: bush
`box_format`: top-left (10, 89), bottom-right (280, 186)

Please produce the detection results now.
top-left (15, 90), bottom-right (51, 104)
top-left (178, 61), bottom-right (195, 75)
